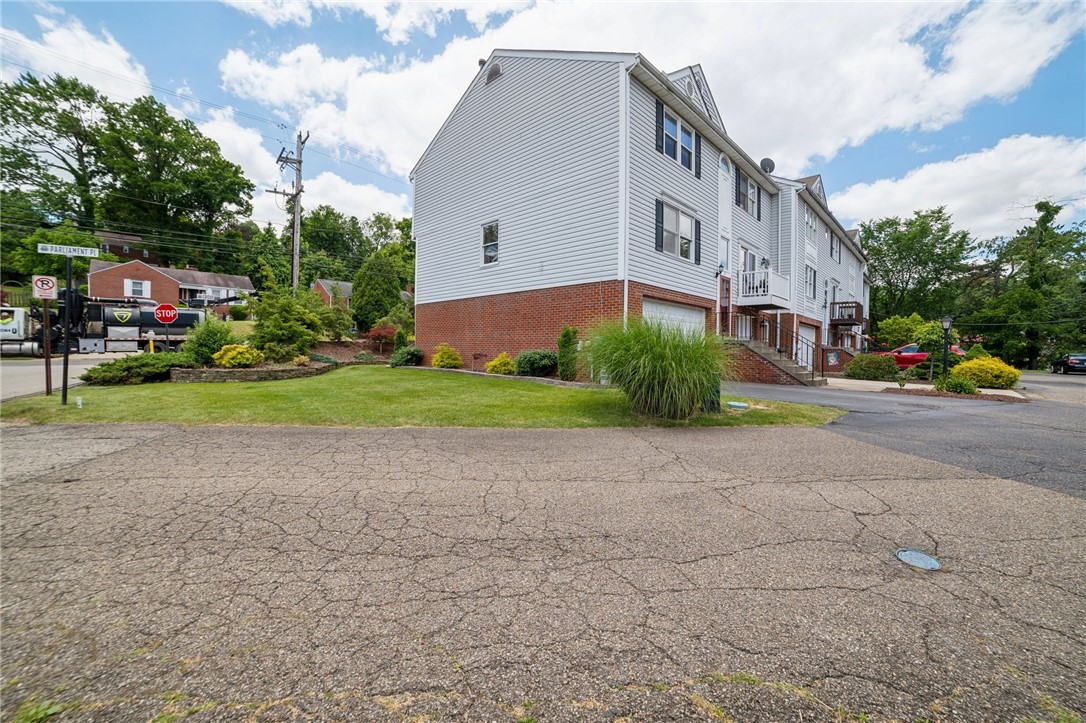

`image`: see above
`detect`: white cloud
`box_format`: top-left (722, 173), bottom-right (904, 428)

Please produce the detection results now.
top-left (218, 1), bottom-right (1082, 181)
top-left (222, 1), bottom-right (528, 43)
top-left (0, 11), bottom-right (150, 102)
top-left (828, 135), bottom-right (1086, 239)
top-left (197, 108), bottom-right (282, 188)
top-left (250, 170), bottom-right (411, 230)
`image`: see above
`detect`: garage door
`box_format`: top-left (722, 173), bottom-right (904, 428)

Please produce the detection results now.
top-left (642, 299), bottom-right (707, 336)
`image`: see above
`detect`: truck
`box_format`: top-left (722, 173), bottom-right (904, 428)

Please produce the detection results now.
top-left (0, 291), bottom-right (206, 357)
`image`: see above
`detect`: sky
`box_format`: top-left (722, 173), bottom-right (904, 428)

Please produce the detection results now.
top-left (2, 1), bottom-right (1084, 243)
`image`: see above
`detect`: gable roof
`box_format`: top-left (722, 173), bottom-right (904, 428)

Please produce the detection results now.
top-left (314, 279), bottom-right (353, 297)
top-left (774, 175), bottom-right (867, 262)
top-left (666, 64), bottom-right (725, 133)
top-left (89, 260), bottom-right (255, 290)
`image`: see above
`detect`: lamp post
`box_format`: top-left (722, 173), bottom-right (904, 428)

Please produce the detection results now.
top-left (940, 315), bottom-right (953, 377)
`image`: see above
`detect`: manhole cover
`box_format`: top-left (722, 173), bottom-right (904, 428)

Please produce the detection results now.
top-left (896, 549), bottom-right (941, 571)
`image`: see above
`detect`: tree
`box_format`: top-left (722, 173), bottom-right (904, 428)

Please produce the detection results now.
top-left (6, 222), bottom-right (120, 278)
top-left (957, 202), bottom-right (1086, 368)
top-left (1, 189), bottom-right (52, 282)
top-left (861, 207), bottom-right (972, 323)
top-left (0, 73), bottom-right (115, 229)
top-left (351, 255), bottom-right (403, 332)
top-left (301, 204), bottom-right (370, 260)
top-left (241, 223), bottom-right (290, 292)
top-left (875, 313), bottom-right (924, 350)
top-left (98, 96), bottom-right (254, 268)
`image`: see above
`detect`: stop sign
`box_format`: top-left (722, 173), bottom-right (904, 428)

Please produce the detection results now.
top-left (154, 304), bottom-right (179, 324)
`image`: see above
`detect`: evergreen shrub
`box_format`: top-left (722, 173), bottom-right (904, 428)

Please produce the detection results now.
top-left (514, 349), bottom-right (558, 377)
top-left (212, 344), bottom-right (265, 369)
top-left (80, 352), bottom-right (194, 385)
top-left (486, 352), bottom-right (516, 375)
top-left (431, 342), bottom-right (463, 369)
top-left (557, 326), bottom-right (578, 381)
top-left (389, 345), bottom-right (423, 367)
top-left (228, 305), bottom-right (249, 321)
top-left (181, 316), bottom-right (235, 366)
top-left (842, 353), bottom-right (900, 381)
top-left (951, 357), bottom-right (1021, 389)
top-left (964, 343), bottom-right (991, 360)
top-left (934, 374), bottom-right (979, 395)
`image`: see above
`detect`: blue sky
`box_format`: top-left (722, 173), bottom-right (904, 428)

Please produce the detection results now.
top-left (3, 1), bottom-right (1083, 240)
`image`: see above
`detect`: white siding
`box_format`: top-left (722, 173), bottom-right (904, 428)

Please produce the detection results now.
top-left (627, 79), bottom-right (719, 303)
top-left (414, 56), bottom-right (622, 304)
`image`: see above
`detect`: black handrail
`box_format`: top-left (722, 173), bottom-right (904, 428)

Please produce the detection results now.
top-left (728, 312), bottom-right (824, 381)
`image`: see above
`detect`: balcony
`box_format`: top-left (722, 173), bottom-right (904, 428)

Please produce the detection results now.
top-left (829, 301), bottom-right (864, 327)
top-left (737, 270), bottom-right (790, 310)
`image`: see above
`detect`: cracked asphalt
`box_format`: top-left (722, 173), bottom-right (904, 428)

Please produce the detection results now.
top-left (2, 411), bottom-right (1084, 720)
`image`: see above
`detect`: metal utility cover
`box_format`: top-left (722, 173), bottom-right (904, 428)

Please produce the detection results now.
top-left (896, 549), bottom-right (941, 571)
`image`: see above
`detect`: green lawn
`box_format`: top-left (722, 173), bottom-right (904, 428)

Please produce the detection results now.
top-left (0, 365), bottom-right (843, 428)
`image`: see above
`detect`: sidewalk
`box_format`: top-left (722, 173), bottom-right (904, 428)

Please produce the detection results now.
top-left (825, 375), bottom-right (1025, 399)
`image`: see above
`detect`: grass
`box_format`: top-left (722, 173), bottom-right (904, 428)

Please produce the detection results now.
top-left (225, 320), bottom-right (255, 339)
top-left (0, 365), bottom-right (843, 428)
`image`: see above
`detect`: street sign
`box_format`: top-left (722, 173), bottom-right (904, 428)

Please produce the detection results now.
top-left (32, 275), bottom-right (58, 299)
top-left (153, 304), bottom-right (179, 325)
top-left (37, 243), bottom-right (99, 258)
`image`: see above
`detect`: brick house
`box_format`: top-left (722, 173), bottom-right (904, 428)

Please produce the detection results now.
top-left (88, 260), bottom-right (255, 316)
top-left (411, 50), bottom-right (869, 383)
top-left (312, 279), bottom-right (352, 307)
top-left (95, 230), bottom-right (162, 265)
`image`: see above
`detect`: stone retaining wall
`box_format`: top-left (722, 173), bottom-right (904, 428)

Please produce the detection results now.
top-left (171, 363), bottom-right (337, 383)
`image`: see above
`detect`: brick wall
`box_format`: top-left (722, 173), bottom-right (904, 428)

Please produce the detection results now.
top-left (734, 345), bottom-right (803, 385)
top-left (415, 280), bottom-right (716, 369)
top-left (87, 262), bottom-right (180, 305)
top-left (822, 347), bottom-right (855, 373)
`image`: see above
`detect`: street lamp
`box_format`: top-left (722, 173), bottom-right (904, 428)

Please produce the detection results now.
top-left (940, 315), bottom-right (953, 377)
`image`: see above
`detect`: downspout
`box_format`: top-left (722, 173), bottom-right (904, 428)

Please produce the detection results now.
top-left (775, 187), bottom-right (784, 351)
top-left (618, 62), bottom-right (630, 328)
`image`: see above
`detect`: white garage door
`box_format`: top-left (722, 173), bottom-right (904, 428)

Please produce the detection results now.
top-left (642, 299), bottom-right (706, 336)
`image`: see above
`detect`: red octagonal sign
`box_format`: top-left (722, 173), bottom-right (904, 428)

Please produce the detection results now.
top-left (154, 304), bottom-right (179, 325)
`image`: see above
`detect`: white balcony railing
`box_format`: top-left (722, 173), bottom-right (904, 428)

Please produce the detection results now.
top-left (738, 270), bottom-right (790, 308)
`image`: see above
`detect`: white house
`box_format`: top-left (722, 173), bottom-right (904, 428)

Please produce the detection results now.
top-left (412, 49), bottom-right (868, 382)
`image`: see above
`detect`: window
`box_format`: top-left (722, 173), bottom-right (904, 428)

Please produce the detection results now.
top-left (100, 244), bottom-right (109, 252)
top-left (143, 249), bottom-right (150, 259)
top-left (481, 222), bottom-right (499, 265)
top-left (124, 279), bottom-right (149, 298)
top-left (655, 200), bottom-right (700, 264)
top-left (736, 170), bottom-right (760, 219)
top-left (804, 207), bottom-right (817, 243)
top-left (805, 265), bottom-right (816, 299)
top-left (830, 235), bottom-right (841, 262)
top-left (122, 245), bottom-right (130, 253)
top-left (655, 100), bottom-right (701, 176)
top-left (485, 63), bottom-right (502, 84)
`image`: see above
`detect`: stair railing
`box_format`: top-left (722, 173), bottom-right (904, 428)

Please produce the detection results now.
top-left (728, 312), bottom-right (824, 381)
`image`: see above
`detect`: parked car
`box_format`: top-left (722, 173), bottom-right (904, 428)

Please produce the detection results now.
top-left (1050, 353), bottom-right (1086, 374)
top-left (876, 343), bottom-right (965, 369)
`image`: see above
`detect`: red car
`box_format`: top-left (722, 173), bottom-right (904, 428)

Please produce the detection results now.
top-left (877, 343), bottom-right (965, 369)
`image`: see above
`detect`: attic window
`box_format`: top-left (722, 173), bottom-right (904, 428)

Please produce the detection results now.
top-left (485, 63), bottom-right (503, 84)
top-left (686, 79), bottom-right (695, 96)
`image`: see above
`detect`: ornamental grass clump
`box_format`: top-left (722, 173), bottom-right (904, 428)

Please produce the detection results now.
top-left (584, 318), bottom-right (734, 421)
top-left (951, 357), bottom-right (1020, 389)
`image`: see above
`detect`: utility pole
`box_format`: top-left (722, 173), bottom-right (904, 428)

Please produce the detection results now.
top-left (266, 130), bottom-right (309, 292)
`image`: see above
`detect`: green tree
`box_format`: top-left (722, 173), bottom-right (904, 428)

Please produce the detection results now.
top-left (351, 254), bottom-right (402, 332)
top-left (6, 222), bottom-right (120, 278)
top-left (98, 96), bottom-right (254, 268)
top-left (242, 223), bottom-right (290, 292)
top-left (860, 207), bottom-right (971, 323)
top-left (875, 313), bottom-right (924, 350)
top-left (301, 204), bottom-right (370, 260)
top-left (958, 202), bottom-right (1085, 368)
top-left (0, 73), bottom-right (115, 230)
top-left (1, 189), bottom-right (52, 282)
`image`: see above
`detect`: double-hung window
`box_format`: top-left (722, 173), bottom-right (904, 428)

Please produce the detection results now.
top-left (655, 101), bottom-right (701, 176)
top-left (125, 279), bottom-right (149, 298)
top-left (735, 170), bottom-right (760, 219)
top-left (481, 222), bottom-right (499, 265)
top-left (830, 235), bottom-right (841, 262)
top-left (804, 207), bottom-right (817, 244)
top-left (804, 265), bottom-right (816, 299)
top-left (655, 200), bottom-right (701, 264)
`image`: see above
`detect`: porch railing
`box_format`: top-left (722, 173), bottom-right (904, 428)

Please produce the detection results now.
top-left (729, 311), bottom-right (824, 381)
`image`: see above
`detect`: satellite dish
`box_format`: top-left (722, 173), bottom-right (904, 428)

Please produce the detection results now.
top-left (760, 158), bottom-right (775, 174)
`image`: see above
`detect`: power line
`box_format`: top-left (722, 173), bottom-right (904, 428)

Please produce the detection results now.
top-left (957, 318), bottom-right (1086, 327)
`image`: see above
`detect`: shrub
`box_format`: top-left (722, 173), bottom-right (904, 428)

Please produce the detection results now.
top-left (964, 343), bottom-right (991, 360)
top-left (876, 313), bottom-right (924, 350)
top-left (557, 325), bottom-right (579, 381)
top-left (180, 316), bottom-right (234, 366)
top-left (934, 374), bottom-right (979, 395)
top-left (374, 302), bottom-right (415, 336)
top-left (389, 345), bottom-right (423, 367)
top-left (584, 318), bottom-right (734, 421)
top-left (393, 328), bottom-right (408, 351)
top-left (843, 353), bottom-right (900, 381)
top-left (364, 324), bottom-right (397, 353)
top-left (431, 342), bottom-right (463, 369)
top-left (308, 353), bottom-right (339, 366)
top-left (212, 344), bottom-right (265, 369)
top-left (293, 355), bottom-right (310, 367)
top-left (351, 255), bottom-right (402, 332)
top-left (912, 352), bottom-right (962, 379)
top-left (316, 300), bottom-right (354, 342)
top-left (514, 349), bottom-right (558, 377)
top-left (354, 352), bottom-right (377, 363)
top-left (486, 352), bottom-right (516, 375)
top-left (251, 291), bottom-right (322, 361)
top-left (80, 352), bottom-right (194, 385)
top-left (951, 357), bottom-right (1021, 389)
top-left (228, 305), bottom-right (249, 321)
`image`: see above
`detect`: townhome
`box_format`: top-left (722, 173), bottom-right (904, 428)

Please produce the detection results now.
top-left (412, 49), bottom-right (867, 384)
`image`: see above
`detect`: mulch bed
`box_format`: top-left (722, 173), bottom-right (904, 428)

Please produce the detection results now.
top-left (311, 340), bottom-right (390, 364)
top-left (881, 388), bottom-right (1028, 403)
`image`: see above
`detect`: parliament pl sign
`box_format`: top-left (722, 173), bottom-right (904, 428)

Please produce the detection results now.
top-left (37, 243), bottom-right (100, 258)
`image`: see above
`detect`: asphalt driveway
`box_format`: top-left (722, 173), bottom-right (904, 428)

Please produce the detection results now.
top-left (2, 421), bottom-right (1083, 721)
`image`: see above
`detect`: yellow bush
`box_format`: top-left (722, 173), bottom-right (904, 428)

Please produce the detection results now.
top-left (950, 357), bottom-right (1020, 389)
top-left (212, 344), bottom-right (265, 369)
top-left (486, 352), bottom-right (516, 375)
top-left (431, 342), bottom-right (463, 369)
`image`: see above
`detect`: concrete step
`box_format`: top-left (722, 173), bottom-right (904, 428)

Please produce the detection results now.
top-left (738, 339), bottom-right (827, 386)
